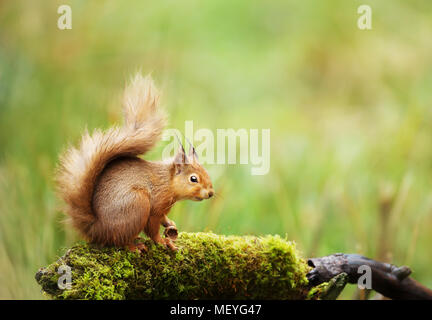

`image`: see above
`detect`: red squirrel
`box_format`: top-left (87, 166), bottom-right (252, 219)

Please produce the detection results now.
top-left (56, 74), bottom-right (214, 252)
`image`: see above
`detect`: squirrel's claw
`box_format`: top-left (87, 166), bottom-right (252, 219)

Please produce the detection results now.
top-left (164, 238), bottom-right (178, 251)
top-left (164, 226), bottom-right (178, 241)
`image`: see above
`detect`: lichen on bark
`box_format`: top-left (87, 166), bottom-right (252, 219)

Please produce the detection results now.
top-left (35, 232), bottom-right (327, 300)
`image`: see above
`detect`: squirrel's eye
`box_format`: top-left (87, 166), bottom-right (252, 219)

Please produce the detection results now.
top-left (190, 175), bottom-right (198, 183)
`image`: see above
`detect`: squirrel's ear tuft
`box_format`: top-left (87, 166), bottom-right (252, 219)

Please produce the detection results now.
top-left (174, 146), bottom-right (187, 163)
top-left (186, 138), bottom-right (199, 162)
top-left (173, 146), bottom-right (188, 174)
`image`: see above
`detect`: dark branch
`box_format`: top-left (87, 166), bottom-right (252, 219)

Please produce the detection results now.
top-left (307, 253), bottom-right (432, 300)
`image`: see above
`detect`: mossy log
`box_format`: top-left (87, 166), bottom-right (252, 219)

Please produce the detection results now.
top-left (35, 232), bottom-right (340, 300)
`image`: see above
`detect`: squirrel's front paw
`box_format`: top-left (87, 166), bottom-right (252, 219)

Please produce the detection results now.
top-left (163, 226), bottom-right (178, 241)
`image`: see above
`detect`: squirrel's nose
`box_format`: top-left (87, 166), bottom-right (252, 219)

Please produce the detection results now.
top-left (208, 191), bottom-right (214, 198)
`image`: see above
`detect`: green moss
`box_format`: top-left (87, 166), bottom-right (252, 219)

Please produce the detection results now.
top-left (306, 273), bottom-right (348, 300)
top-left (306, 282), bottom-right (329, 300)
top-left (35, 232), bottom-right (323, 300)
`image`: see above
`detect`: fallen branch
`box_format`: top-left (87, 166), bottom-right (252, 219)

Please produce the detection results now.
top-left (307, 253), bottom-right (432, 300)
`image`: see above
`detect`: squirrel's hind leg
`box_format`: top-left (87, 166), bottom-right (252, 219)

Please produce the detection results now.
top-left (91, 186), bottom-right (151, 250)
top-left (124, 189), bottom-right (152, 253)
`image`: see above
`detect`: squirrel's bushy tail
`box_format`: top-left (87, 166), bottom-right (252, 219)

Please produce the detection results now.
top-left (56, 74), bottom-right (165, 236)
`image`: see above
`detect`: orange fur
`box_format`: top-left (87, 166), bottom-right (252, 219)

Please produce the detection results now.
top-left (55, 74), bottom-right (213, 250)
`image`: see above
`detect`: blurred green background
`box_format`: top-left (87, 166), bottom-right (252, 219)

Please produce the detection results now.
top-left (1, 0), bottom-right (432, 299)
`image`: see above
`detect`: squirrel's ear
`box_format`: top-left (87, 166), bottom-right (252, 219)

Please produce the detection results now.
top-left (189, 146), bottom-right (198, 163)
top-left (186, 138), bottom-right (199, 162)
top-left (173, 146), bottom-right (188, 174)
